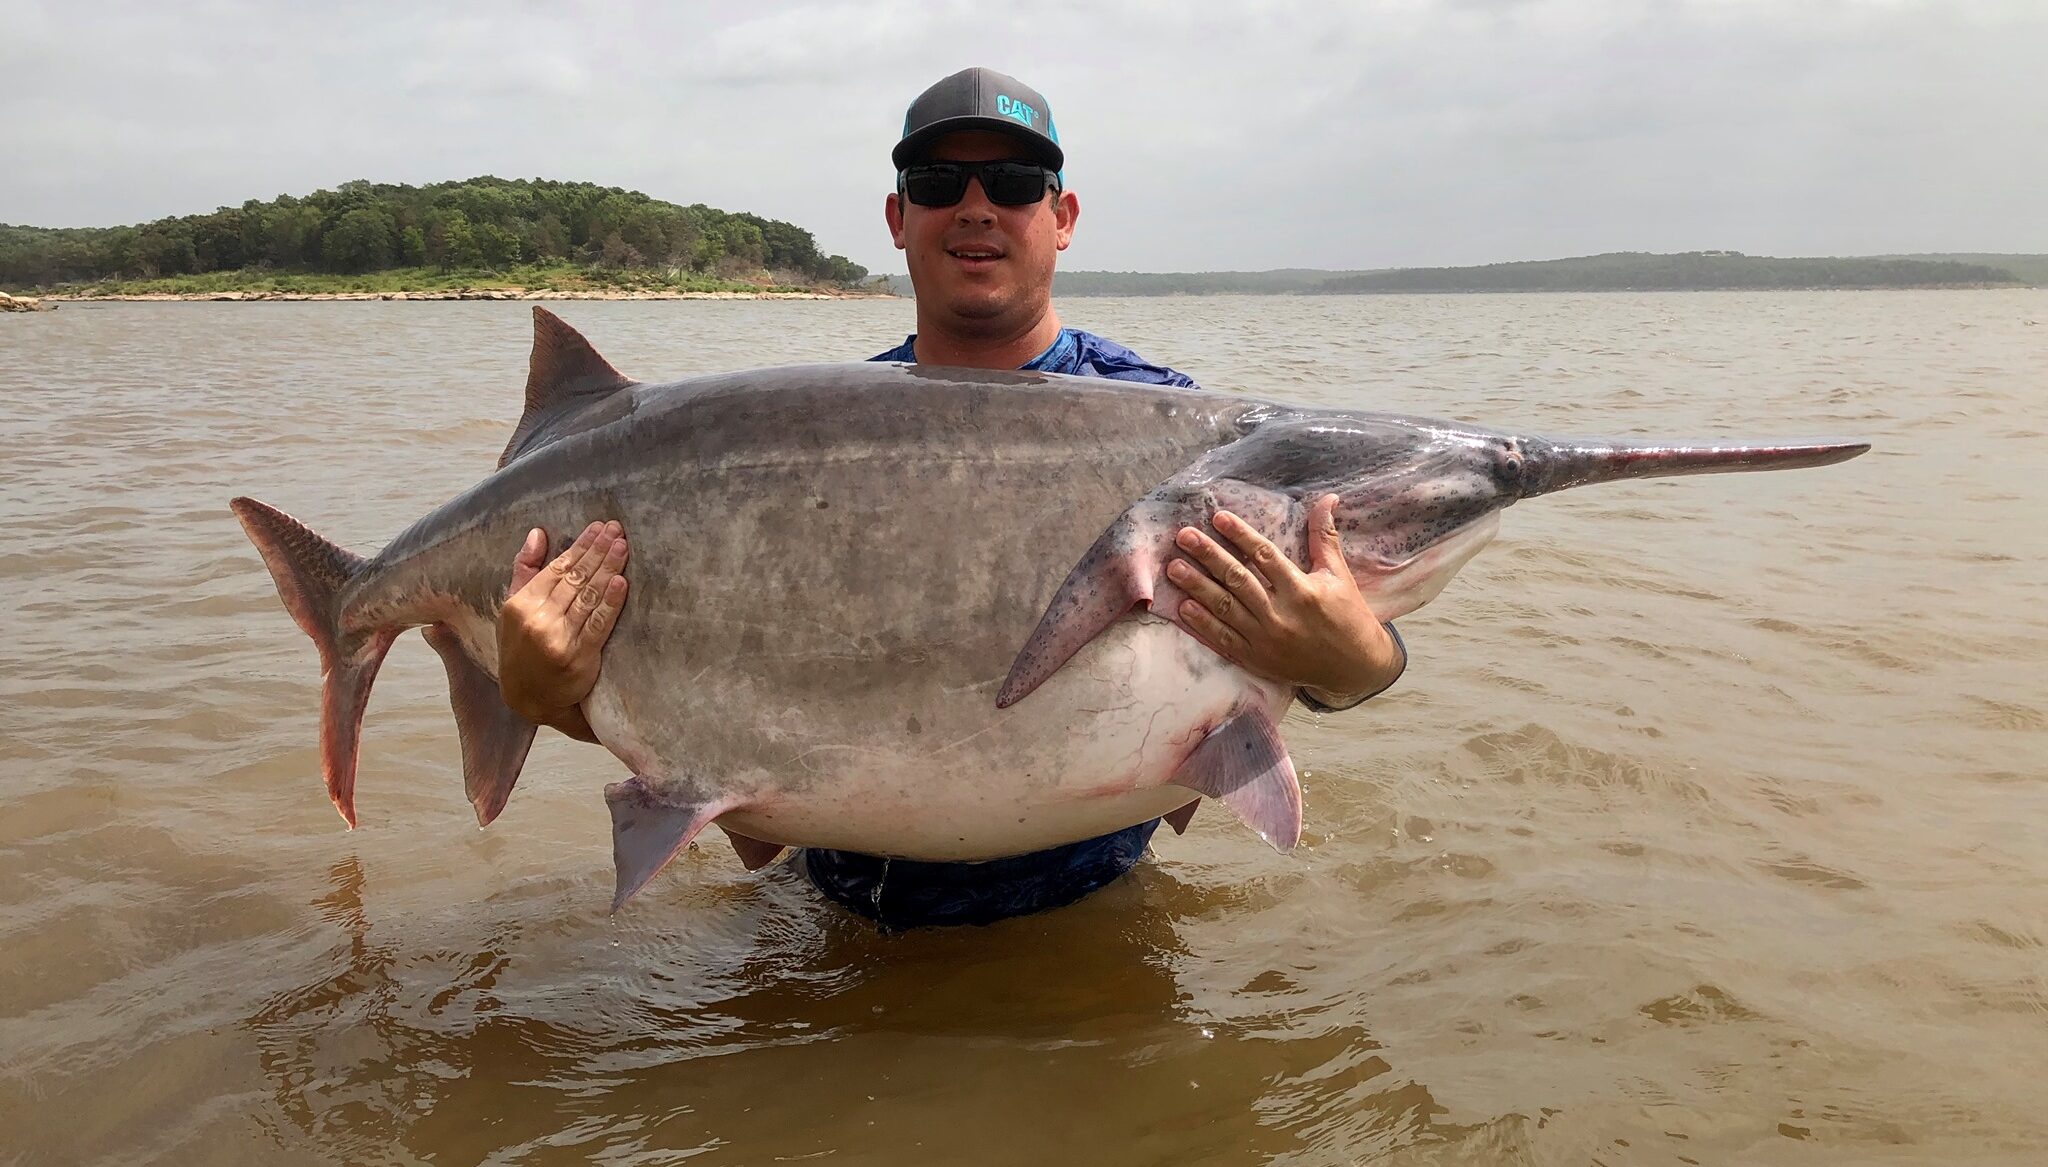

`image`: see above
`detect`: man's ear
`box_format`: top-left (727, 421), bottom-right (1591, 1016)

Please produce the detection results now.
top-left (1053, 189), bottom-right (1079, 251)
top-left (885, 192), bottom-right (908, 250)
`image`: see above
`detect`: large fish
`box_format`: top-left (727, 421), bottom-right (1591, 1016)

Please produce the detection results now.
top-left (232, 309), bottom-right (1867, 909)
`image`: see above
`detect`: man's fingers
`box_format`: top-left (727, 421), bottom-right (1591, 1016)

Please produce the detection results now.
top-left (1177, 599), bottom-right (1246, 665)
top-left (509, 528), bottom-right (548, 593)
top-left (565, 535), bottom-right (629, 632)
top-left (547, 521), bottom-right (621, 611)
top-left (531, 522), bottom-right (602, 596)
top-left (1165, 557), bottom-right (1258, 634)
top-left (1212, 510), bottom-right (1307, 594)
top-left (574, 574), bottom-right (629, 652)
top-left (1175, 524), bottom-right (1279, 622)
top-left (1306, 494), bottom-right (1355, 582)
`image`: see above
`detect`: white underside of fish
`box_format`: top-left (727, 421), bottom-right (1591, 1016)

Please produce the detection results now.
top-left (587, 613), bottom-right (1292, 861)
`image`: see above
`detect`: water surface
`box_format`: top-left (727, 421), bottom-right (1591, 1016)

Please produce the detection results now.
top-left (2, 292), bottom-right (2043, 1164)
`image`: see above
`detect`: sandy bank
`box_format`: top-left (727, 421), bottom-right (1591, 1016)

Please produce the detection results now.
top-left (37, 287), bottom-right (894, 304)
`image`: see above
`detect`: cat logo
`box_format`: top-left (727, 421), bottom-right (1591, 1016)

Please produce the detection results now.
top-left (995, 94), bottom-right (1038, 129)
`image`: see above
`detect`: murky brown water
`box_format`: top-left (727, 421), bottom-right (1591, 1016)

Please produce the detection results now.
top-left (2, 293), bottom-right (2044, 1165)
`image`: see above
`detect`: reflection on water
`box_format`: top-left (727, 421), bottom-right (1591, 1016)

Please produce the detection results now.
top-left (239, 854), bottom-right (1507, 1164)
top-left (3, 294), bottom-right (2045, 1164)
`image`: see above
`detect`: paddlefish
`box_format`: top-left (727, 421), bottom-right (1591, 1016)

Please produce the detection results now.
top-left (232, 309), bottom-right (1868, 909)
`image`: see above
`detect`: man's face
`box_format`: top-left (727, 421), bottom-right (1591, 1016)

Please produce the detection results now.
top-left (886, 130), bottom-right (1080, 338)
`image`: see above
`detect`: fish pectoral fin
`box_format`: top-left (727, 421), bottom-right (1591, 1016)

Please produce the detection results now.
top-left (423, 624), bottom-right (537, 827)
top-left (1163, 799), bottom-right (1200, 836)
top-left (996, 458), bottom-right (1302, 709)
top-left (997, 509), bottom-right (1153, 709)
top-left (1167, 707), bottom-right (1301, 852)
top-left (604, 777), bottom-right (727, 912)
top-left (719, 825), bottom-right (788, 871)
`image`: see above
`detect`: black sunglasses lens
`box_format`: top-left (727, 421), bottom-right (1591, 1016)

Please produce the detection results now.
top-left (983, 164), bottom-right (1049, 205)
top-left (904, 167), bottom-right (968, 207)
top-left (902, 163), bottom-right (1051, 207)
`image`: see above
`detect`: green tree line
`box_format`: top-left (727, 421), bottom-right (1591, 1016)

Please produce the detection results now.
top-left (0, 177), bottom-right (868, 289)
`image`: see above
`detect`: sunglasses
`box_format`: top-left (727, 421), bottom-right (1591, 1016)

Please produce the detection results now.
top-left (898, 160), bottom-right (1061, 208)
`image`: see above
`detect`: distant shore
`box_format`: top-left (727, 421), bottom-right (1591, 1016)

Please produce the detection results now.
top-left (32, 287), bottom-right (894, 304)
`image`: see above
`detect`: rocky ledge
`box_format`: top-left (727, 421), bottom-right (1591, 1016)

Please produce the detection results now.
top-left (0, 291), bottom-right (52, 311)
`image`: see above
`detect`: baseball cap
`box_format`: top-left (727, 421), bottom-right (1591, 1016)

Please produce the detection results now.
top-left (892, 67), bottom-right (1064, 173)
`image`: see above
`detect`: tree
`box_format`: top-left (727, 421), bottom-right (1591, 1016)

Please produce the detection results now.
top-left (431, 209), bottom-right (483, 270)
top-left (139, 227), bottom-right (198, 276)
top-left (598, 231), bottom-right (640, 268)
top-left (322, 207), bottom-right (396, 273)
top-left (0, 175), bottom-right (878, 289)
top-left (474, 222), bottom-right (522, 270)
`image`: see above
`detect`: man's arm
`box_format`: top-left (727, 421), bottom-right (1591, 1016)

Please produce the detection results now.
top-left (1164, 494), bottom-right (1407, 707)
top-left (498, 520), bottom-right (630, 742)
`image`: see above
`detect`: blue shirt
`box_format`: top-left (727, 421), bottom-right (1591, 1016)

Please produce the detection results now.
top-left (798, 328), bottom-right (1197, 929)
top-left (868, 327), bottom-right (1200, 388)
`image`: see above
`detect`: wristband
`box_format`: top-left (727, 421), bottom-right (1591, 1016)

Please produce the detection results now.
top-left (1297, 622), bottom-right (1406, 713)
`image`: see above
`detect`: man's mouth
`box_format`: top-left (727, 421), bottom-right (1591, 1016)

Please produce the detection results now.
top-left (946, 244), bottom-right (1005, 265)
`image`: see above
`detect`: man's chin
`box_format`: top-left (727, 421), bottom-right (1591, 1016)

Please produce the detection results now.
top-left (937, 292), bottom-right (1015, 324)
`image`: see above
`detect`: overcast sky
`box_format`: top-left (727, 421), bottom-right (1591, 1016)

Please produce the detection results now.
top-left (4, 0), bottom-right (2042, 272)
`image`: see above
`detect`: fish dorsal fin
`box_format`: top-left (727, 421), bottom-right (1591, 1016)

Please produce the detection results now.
top-left (500, 307), bottom-right (637, 467)
top-left (1167, 707), bottom-right (1301, 852)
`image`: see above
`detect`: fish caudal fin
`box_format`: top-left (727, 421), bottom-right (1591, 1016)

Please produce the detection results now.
top-left (604, 777), bottom-right (730, 912)
top-left (231, 496), bottom-right (395, 829)
top-left (1168, 707), bottom-right (1302, 852)
top-left (423, 624), bottom-right (537, 827)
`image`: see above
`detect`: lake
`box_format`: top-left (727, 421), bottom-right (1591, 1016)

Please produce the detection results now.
top-left (2, 291), bottom-right (2043, 1164)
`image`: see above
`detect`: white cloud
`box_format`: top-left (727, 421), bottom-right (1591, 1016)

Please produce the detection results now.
top-left (1, 0), bottom-right (2041, 270)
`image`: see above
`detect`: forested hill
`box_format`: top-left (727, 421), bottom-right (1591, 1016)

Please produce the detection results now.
top-left (1007, 252), bottom-right (2038, 297)
top-left (0, 177), bottom-right (868, 289)
top-left (1312, 252), bottom-right (2020, 293)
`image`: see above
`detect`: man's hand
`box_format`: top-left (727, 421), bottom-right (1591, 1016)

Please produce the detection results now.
top-left (498, 520), bottom-right (629, 742)
top-left (1165, 494), bottom-right (1404, 708)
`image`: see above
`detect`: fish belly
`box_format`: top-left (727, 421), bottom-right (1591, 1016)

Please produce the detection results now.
top-left (596, 616), bottom-right (1292, 862)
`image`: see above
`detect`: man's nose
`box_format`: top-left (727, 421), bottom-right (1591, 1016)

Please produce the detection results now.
top-left (952, 179), bottom-right (997, 224)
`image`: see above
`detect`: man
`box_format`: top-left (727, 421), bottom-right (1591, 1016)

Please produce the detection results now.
top-left (497, 68), bottom-right (1406, 928)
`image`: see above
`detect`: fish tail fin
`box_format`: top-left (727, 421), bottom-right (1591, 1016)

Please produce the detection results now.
top-left (231, 496), bottom-right (396, 829)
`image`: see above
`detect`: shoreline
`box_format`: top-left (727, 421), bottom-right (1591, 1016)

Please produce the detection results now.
top-left (31, 287), bottom-right (896, 304)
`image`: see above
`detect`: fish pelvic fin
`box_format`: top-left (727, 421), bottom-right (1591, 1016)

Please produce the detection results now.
top-left (422, 623), bottom-right (537, 828)
top-left (501, 307), bottom-right (637, 467)
top-left (604, 778), bottom-right (730, 912)
top-left (231, 496), bottom-right (395, 829)
top-left (1167, 706), bottom-right (1302, 852)
top-left (1163, 799), bottom-right (1200, 836)
top-left (720, 826), bottom-right (788, 872)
